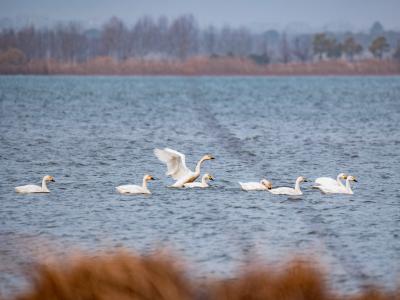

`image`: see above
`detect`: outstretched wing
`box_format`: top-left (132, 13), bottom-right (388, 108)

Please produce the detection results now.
top-left (154, 148), bottom-right (191, 180)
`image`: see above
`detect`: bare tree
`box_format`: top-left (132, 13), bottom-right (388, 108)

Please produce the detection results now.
top-left (155, 16), bottom-right (169, 56)
top-left (57, 22), bottom-right (86, 63)
top-left (168, 15), bottom-right (198, 60)
top-left (0, 28), bottom-right (17, 51)
top-left (394, 41), bottom-right (400, 62)
top-left (101, 17), bottom-right (127, 60)
top-left (280, 32), bottom-right (291, 63)
top-left (131, 16), bottom-right (158, 57)
top-left (203, 25), bottom-right (217, 56)
top-left (16, 26), bottom-right (36, 60)
top-left (217, 26), bottom-right (234, 56)
top-left (292, 36), bottom-right (311, 62)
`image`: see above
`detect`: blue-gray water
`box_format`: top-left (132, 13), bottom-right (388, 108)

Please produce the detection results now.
top-left (0, 76), bottom-right (399, 295)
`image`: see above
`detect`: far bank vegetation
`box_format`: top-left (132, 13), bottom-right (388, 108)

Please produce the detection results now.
top-left (0, 17), bottom-right (399, 75)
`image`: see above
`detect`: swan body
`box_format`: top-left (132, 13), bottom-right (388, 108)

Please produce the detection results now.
top-left (154, 148), bottom-right (214, 188)
top-left (184, 174), bottom-right (214, 188)
top-left (15, 175), bottom-right (55, 194)
top-left (239, 179), bottom-right (272, 191)
top-left (315, 173), bottom-right (347, 189)
top-left (314, 175), bottom-right (357, 194)
top-left (269, 176), bottom-right (308, 196)
top-left (116, 175), bottom-right (155, 195)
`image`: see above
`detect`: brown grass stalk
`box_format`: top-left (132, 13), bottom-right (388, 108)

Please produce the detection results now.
top-left (7, 251), bottom-right (399, 300)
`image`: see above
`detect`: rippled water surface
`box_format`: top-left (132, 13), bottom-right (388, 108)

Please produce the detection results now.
top-left (1, 76), bottom-right (400, 294)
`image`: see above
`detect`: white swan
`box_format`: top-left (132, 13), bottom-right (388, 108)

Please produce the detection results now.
top-left (154, 148), bottom-right (214, 188)
top-left (15, 175), bottom-right (55, 194)
top-left (239, 179), bottom-right (272, 191)
top-left (116, 174), bottom-right (155, 195)
top-left (269, 176), bottom-right (308, 196)
top-left (314, 175), bottom-right (357, 194)
top-left (315, 173), bottom-right (347, 189)
top-left (184, 174), bottom-right (214, 188)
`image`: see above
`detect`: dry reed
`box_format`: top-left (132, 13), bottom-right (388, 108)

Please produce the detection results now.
top-left (8, 251), bottom-right (399, 300)
top-left (0, 57), bottom-right (399, 75)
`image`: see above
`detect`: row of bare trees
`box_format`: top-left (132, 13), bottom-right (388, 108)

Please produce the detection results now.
top-left (0, 15), bottom-right (399, 65)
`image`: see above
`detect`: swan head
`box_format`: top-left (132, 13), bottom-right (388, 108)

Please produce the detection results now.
top-left (347, 175), bottom-right (357, 182)
top-left (44, 175), bottom-right (55, 182)
top-left (202, 154), bottom-right (215, 161)
top-left (338, 173), bottom-right (348, 179)
top-left (206, 174), bottom-right (214, 181)
top-left (145, 175), bottom-right (155, 181)
top-left (297, 176), bottom-right (308, 183)
top-left (260, 179), bottom-right (272, 189)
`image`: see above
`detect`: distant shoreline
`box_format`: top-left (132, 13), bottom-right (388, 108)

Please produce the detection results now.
top-left (1, 57), bottom-right (399, 76)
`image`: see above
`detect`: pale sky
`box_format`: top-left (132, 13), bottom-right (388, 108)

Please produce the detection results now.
top-left (0, 0), bottom-right (399, 31)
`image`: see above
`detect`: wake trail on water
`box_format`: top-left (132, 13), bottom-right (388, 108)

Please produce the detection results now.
top-left (188, 84), bottom-right (371, 290)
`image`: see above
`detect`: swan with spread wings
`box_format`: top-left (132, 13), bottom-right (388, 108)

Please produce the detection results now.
top-left (154, 148), bottom-right (214, 188)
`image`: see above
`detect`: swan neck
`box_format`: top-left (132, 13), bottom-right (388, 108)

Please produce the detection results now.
top-left (336, 175), bottom-right (345, 188)
top-left (201, 175), bottom-right (207, 185)
top-left (142, 176), bottom-right (148, 189)
top-left (42, 178), bottom-right (49, 192)
top-left (195, 158), bottom-right (205, 175)
top-left (294, 179), bottom-right (301, 193)
top-left (345, 179), bottom-right (353, 193)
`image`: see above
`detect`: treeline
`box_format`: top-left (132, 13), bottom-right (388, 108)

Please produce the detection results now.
top-left (0, 15), bottom-right (400, 67)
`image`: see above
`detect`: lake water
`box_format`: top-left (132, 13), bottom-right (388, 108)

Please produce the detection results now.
top-left (0, 76), bottom-right (399, 295)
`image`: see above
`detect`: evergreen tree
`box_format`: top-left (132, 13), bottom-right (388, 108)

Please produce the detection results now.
top-left (313, 33), bottom-right (330, 60)
top-left (369, 36), bottom-right (390, 59)
top-left (342, 37), bottom-right (363, 61)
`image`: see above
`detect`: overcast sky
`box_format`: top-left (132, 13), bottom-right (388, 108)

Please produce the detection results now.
top-left (1, 0), bottom-right (399, 31)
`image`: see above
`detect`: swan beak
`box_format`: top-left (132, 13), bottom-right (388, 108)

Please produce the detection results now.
top-left (210, 156), bottom-right (215, 160)
top-left (50, 178), bottom-right (55, 182)
top-left (209, 176), bottom-right (214, 181)
top-left (303, 178), bottom-right (309, 182)
top-left (353, 179), bottom-right (358, 182)
top-left (150, 176), bottom-right (155, 180)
